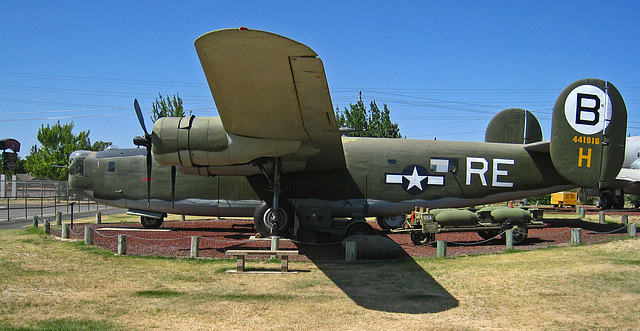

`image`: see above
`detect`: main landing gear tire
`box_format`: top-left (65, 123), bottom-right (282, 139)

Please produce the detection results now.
top-left (500, 218), bottom-right (528, 244)
top-left (141, 216), bottom-right (163, 229)
top-left (596, 192), bottom-right (613, 210)
top-left (253, 200), bottom-right (294, 237)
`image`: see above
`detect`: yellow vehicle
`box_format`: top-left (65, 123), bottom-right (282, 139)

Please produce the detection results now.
top-left (551, 191), bottom-right (577, 207)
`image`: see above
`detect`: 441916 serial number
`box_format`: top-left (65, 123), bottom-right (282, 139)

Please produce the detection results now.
top-left (573, 136), bottom-right (600, 145)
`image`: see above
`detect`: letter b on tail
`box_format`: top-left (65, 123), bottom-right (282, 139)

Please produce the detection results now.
top-left (550, 79), bottom-right (627, 188)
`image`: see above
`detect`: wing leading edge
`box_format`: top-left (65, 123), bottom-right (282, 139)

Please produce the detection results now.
top-left (194, 28), bottom-right (346, 171)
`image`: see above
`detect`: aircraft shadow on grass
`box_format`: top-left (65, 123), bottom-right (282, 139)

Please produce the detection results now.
top-left (545, 217), bottom-right (629, 233)
top-left (295, 244), bottom-right (459, 314)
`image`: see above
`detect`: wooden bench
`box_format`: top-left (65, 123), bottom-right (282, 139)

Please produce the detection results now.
top-left (225, 250), bottom-right (299, 272)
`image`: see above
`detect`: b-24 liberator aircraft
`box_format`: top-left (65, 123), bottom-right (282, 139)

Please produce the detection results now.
top-left (69, 28), bottom-right (627, 242)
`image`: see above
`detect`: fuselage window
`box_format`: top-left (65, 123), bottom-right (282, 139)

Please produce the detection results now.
top-left (108, 161), bottom-right (116, 172)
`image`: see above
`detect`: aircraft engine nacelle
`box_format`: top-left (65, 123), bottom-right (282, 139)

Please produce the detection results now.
top-left (151, 116), bottom-right (302, 167)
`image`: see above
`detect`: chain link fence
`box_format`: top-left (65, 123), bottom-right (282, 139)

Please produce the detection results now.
top-left (0, 177), bottom-right (109, 222)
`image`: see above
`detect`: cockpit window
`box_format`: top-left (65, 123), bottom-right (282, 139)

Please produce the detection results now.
top-left (69, 150), bottom-right (90, 176)
top-left (70, 158), bottom-right (85, 175)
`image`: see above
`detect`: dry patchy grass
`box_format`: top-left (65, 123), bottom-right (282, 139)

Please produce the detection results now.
top-left (0, 228), bottom-right (639, 330)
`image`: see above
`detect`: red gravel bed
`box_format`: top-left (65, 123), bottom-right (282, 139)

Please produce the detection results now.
top-left (54, 210), bottom-right (636, 261)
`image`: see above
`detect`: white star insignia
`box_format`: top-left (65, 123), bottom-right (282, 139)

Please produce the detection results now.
top-left (404, 167), bottom-right (427, 191)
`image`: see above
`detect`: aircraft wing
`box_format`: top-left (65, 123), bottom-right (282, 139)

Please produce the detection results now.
top-left (194, 28), bottom-right (346, 171)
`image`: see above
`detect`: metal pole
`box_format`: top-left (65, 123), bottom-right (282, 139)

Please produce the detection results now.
top-left (69, 202), bottom-right (75, 229)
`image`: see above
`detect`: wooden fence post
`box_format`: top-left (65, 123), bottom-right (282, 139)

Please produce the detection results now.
top-left (505, 229), bottom-right (514, 250)
top-left (95, 212), bottom-right (102, 224)
top-left (190, 236), bottom-right (200, 258)
top-left (622, 214), bottom-right (628, 226)
top-left (61, 224), bottom-right (69, 239)
top-left (580, 208), bottom-right (586, 218)
top-left (345, 241), bottom-right (357, 262)
top-left (436, 240), bottom-right (447, 257)
top-left (55, 212), bottom-right (62, 226)
top-left (32, 215), bottom-right (38, 228)
top-left (628, 223), bottom-right (637, 238)
top-left (571, 228), bottom-right (582, 244)
top-left (84, 226), bottom-right (94, 245)
top-left (43, 219), bottom-right (50, 234)
top-left (599, 211), bottom-right (606, 224)
top-left (118, 234), bottom-right (127, 255)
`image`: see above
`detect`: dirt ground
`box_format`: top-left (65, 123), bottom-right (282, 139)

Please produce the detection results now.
top-left (56, 208), bottom-right (636, 261)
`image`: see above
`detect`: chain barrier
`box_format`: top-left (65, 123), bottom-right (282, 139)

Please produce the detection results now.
top-left (445, 230), bottom-right (508, 246)
top-left (56, 220), bottom-right (639, 255)
top-left (68, 226), bottom-right (84, 236)
top-left (289, 239), bottom-right (343, 246)
top-left (586, 223), bottom-right (631, 235)
top-left (91, 227), bottom-right (121, 239)
top-left (534, 228), bottom-right (573, 238)
top-left (199, 236), bottom-right (254, 244)
top-left (426, 222), bottom-right (636, 247)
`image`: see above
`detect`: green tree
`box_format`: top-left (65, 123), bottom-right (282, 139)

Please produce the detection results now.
top-left (336, 100), bottom-right (402, 138)
top-left (24, 121), bottom-right (110, 180)
top-left (150, 93), bottom-right (191, 123)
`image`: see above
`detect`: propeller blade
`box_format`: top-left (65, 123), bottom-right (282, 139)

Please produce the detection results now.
top-left (134, 99), bottom-right (152, 206)
top-left (134, 99), bottom-right (149, 136)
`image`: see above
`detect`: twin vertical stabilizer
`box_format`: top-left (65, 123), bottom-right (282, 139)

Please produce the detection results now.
top-left (550, 79), bottom-right (627, 188)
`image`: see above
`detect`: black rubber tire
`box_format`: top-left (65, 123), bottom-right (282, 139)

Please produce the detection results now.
top-left (376, 215), bottom-right (404, 229)
top-left (477, 230), bottom-right (499, 241)
top-left (296, 228), bottom-right (318, 244)
top-left (410, 232), bottom-right (432, 245)
top-left (345, 221), bottom-right (373, 237)
top-left (253, 200), bottom-right (294, 237)
top-left (599, 192), bottom-right (613, 210)
top-left (500, 218), bottom-right (528, 244)
top-left (141, 216), bottom-right (163, 229)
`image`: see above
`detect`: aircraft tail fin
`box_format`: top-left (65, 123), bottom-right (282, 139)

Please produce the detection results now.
top-left (550, 79), bottom-right (627, 188)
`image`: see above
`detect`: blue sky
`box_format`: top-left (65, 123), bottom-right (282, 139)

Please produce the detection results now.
top-left (2, 1), bottom-right (639, 156)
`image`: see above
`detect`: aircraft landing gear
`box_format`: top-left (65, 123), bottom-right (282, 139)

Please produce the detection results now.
top-left (141, 216), bottom-right (163, 229)
top-left (597, 191), bottom-right (625, 210)
top-left (254, 158), bottom-right (294, 237)
top-left (253, 200), bottom-right (294, 237)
